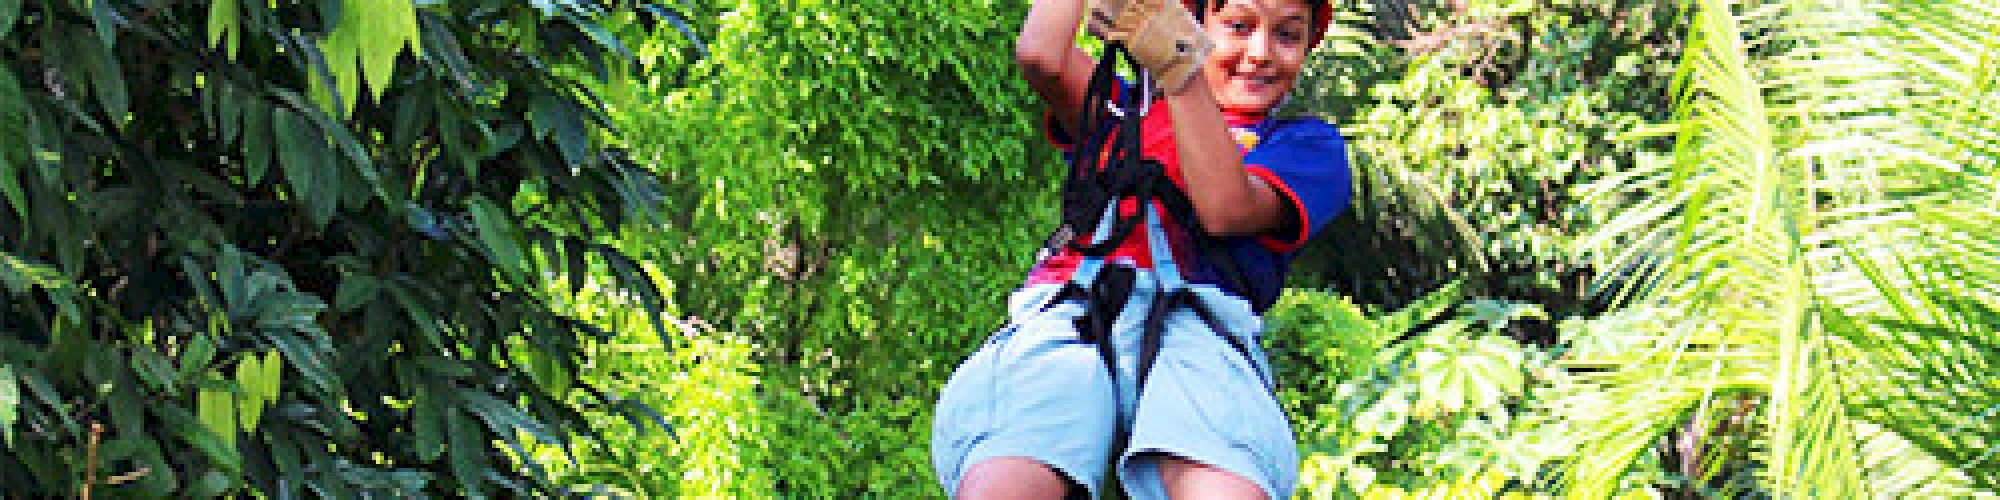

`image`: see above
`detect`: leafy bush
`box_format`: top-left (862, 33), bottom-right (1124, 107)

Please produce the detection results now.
top-left (1269, 285), bottom-right (1553, 497)
top-left (1291, 0), bottom-right (1684, 340)
top-left (0, 0), bottom-right (683, 496)
top-left (571, 0), bottom-right (1058, 496)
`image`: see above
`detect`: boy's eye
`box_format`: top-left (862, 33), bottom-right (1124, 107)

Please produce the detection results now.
top-left (1224, 21), bottom-right (1252, 33)
top-left (1278, 29), bottom-right (1304, 43)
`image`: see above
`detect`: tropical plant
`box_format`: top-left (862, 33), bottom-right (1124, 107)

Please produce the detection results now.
top-left (1291, 0), bottom-right (1685, 346)
top-left (1271, 284), bottom-right (1556, 498)
top-left (0, 0), bottom-right (688, 496)
top-left (1536, 0), bottom-right (2000, 496)
top-left (534, 271), bottom-right (775, 498)
top-left (573, 0), bottom-right (1060, 496)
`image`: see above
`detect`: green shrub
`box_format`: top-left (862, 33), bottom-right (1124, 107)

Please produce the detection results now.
top-left (0, 0), bottom-right (681, 495)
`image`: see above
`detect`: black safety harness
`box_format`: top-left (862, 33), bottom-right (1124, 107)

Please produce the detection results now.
top-left (1044, 41), bottom-right (1263, 390)
top-left (1035, 4), bottom-right (1276, 495)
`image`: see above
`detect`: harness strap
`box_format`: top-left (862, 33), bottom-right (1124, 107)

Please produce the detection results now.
top-left (1055, 43), bottom-right (1255, 304)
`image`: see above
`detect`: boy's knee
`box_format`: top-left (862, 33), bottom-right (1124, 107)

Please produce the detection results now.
top-left (957, 457), bottom-right (1074, 499)
top-left (1153, 454), bottom-right (1270, 500)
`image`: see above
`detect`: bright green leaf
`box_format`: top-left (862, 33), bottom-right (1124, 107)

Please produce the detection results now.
top-left (258, 351), bottom-right (282, 404)
top-left (0, 365), bottom-right (17, 446)
top-left (231, 354), bottom-right (278, 432)
top-left (207, 0), bottom-right (240, 59)
top-left (318, 0), bottom-right (421, 116)
top-left (196, 383), bottom-right (238, 452)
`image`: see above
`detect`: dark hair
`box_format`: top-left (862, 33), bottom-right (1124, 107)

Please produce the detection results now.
top-left (1191, 0), bottom-right (1330, 39)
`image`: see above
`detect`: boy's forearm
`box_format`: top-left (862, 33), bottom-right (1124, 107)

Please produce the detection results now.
top-left (1164, 71), bottom-right (1284, 236)
top-left (1017, 0), bottom-right (1087, 84)
top-left (1018, 0), bottom-right (1099, 133)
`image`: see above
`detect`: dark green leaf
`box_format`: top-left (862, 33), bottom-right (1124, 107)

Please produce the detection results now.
top-left (467, 196), bottom-right (526, 279)
top-left (531, 96), bottom-right (590, 166)
top-left (241, 105), bottom-right (272, 185)
top-left (90, 0), bottom-right (121, 46)
top-left (419, 14), bottom-right (481, 94)
top-left (563, 237), bottom-right (587, 295)
top-left (448, 411), bottom-right (486, 499)
top-left (215, 84), bottom-right (242, 146)
top-left (334, 274), bottom-right (379, 312)
top-left (0, 0), bottom-right (18, 39)
top-left (264, 331), bottom-right (337, 397)
top-left (412, 388), bottom-right (445, 462)
top-left (78, 35), bottom-right (128, 122)
top-left (280, 93), bottom-right (390, 204)
top-left (274, 110), bottom-right (336, 226)
top-left (596, 243), bottom-right (672, 346)
top-left (131, 348), bottom-right (175, 391)
top-left (21, 373), bottom-right (75, 435)
top-left (189, 470), bottom-right (236, 497)
top-left (0, 64), bottom-right (27, 220)
top-left (179, 333), bottom-right (219, 382)
top-left (385, 279), bottom-right (449, 351)
top-left (462, 391), bottom-right (559, 447)
top-left (638, 4), bottom-right (708, 61)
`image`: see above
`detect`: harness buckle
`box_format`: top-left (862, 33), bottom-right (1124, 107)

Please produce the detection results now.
top-left (1102, 72), bottom-right (1155, 119)
top-left (1037, 224), bottom-right (1077, 262)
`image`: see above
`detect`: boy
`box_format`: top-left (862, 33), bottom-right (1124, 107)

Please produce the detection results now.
top-left (932, 0), bottom-right (1348, 498)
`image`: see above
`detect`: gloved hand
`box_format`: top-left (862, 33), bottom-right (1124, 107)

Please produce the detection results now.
top-left (1087, 0), bottom-right (1213, 93)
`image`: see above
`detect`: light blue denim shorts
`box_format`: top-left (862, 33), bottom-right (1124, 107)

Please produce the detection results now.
top-left (930, 277), bottom-right (1298, 499)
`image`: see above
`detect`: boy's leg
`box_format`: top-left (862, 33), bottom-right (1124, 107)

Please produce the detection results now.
top-left (1116, 288), bottom-right (1296, 500)
top-left (1153, 456), bottom-right (1269, 499)
top-left (956, 457), bottom-right (1074, 499)
top-left (933, 285), bottom-right (1121, 498)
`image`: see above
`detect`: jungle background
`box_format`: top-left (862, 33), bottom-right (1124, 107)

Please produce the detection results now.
top-left (1, 0), bottom-right (1995, 498)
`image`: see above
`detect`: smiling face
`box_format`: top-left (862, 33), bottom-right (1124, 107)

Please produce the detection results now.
top-left (1200, 0), bottom-right (1316, 115)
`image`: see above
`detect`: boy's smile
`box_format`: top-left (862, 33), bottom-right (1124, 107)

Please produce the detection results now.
top-left (1200, 0), bottom-right (1315, 115)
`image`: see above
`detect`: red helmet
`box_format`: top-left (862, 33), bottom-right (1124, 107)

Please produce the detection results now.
top-left (1183, 0), bottom-right (1334, 50)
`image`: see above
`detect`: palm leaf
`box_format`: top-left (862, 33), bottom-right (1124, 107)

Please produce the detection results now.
top-left (1560, 0), bottom-right (2000, 496)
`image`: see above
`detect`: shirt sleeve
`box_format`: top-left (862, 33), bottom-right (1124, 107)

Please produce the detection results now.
top-left (1242, 121), bottom-right (1353, 253)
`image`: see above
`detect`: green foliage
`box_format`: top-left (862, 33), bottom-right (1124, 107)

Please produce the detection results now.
top-left (0, 0), bottom-right (684, 496)
top-left (537, 273), bottom-right (776, 498)
top-left (1270, 285), bottom-right (1553, 497)
top-left (1, 365), bottom-right (18, 446)
top-left (1292, 0), bottom-right (1684, 335)
top-left (22, 0), bottom-right (1953, 496)
top-left (574, 0), bottom-right (1059, 496)
top-left (1532, 0), bottom-right (2000, 496)
top-left (560, 0), bottom-right (2000, 497)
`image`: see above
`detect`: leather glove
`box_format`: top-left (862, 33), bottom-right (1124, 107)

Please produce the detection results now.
top-left (1087, 0), bottom-right (1213, 93)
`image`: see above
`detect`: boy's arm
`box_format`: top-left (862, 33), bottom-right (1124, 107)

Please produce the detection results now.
top-left (1017, 0), bottom-right (1099, 137)
top-left (1164, 72), bottom-right (1290, 237)
top-left (1025, 1), bottom-right (1286, 237)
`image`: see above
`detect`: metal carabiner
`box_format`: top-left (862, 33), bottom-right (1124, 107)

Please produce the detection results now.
top-left (1103, 70), bottom-right (1156, 119)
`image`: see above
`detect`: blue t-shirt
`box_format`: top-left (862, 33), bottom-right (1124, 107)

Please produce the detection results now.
top-left (1028, 98), bottom-right (1352, 312)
